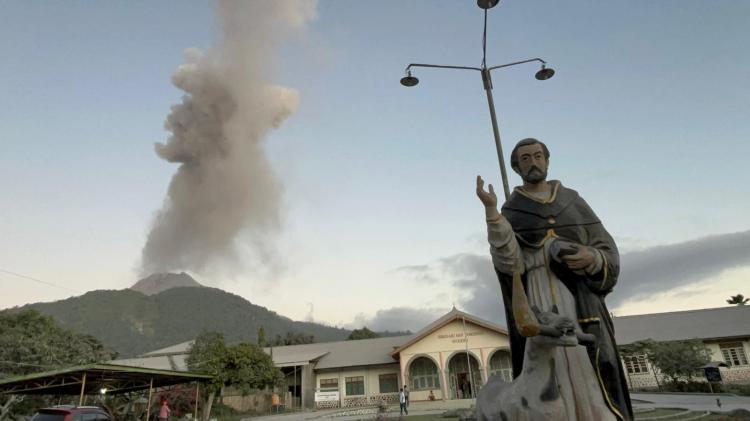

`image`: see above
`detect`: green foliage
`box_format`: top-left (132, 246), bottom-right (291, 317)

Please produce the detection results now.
top-left (0, 309), bottom-right (116, 420)
top-left (187, 332), bottom-right (282, 395)
top-left (23, 287), bottom-right (350, 357)
top-left (0, 309), bottom-right (115, 377)
top-left (205, 402), bottom-right (239, 419)
top-left (659, 381), bottom-right (750, 396)
top-left (257, 326), bottom-right (266, 347)
top-left (722, 383), bottom-right (750, 396)
top-left (186, 332), bottom-right (228, 392)
top-left (269, 331), bottom-right (314, 346)
top-left (621, 339), bottom-right (711, 385)
top-left (727, 294), bottom-right (749, 305)
top-left (661, 380), bottom-right (713, 393)
top-left (223, 343), bottom-right (283, 394)
top-left (347, 327), bottom-right (380, 340)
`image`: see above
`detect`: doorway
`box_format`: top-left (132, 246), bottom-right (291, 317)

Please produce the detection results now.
top-left (447, 352), bottom-right (481, 399)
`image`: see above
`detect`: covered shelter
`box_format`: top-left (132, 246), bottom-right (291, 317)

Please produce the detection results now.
top-left (0, 363), bottom-right (212, 419)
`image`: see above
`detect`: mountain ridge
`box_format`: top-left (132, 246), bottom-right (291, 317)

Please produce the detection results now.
top-left (13, 273), bottom-right (410, 358)
top-left (20, 286), bottom-right (353, 357)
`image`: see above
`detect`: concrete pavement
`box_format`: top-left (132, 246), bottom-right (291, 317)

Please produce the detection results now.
top-left (631, 392), bottom-right (750, 414)
top-left (242, 393), bottom-right (750, 420)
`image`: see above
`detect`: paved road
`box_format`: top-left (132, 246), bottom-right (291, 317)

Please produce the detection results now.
top-left (243, 393), bottom-right (750, 420)
top-left (245, 399), bottom-right (473, 421)
top-left (632, 392), bottom-right (750, 413)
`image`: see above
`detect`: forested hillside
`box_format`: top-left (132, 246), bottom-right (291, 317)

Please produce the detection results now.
top-left (21, 286), bottom-right (354, 357)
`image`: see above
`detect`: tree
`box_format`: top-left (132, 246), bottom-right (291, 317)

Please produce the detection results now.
top-left (727, 294), bottom-right (749, 305)
top-left (269, 331), bottom-right (314, 346)
top-left (257, 325), bottom-right (266, 347)
top-left (621, 339), bottom-right (711, 386)
top-left (187, 332), bottom-right (282, 421)
top-left (347, 327), bottom-right (380, 340)
top-left (0, 309), bottom-right (116, 420)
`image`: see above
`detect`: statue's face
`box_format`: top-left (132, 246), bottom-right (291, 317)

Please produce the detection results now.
top-left (516, 143), bottom-right (548, 183)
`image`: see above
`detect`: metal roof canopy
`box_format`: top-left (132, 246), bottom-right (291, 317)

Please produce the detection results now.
top-left (0, 363), bottom-right (212, 396)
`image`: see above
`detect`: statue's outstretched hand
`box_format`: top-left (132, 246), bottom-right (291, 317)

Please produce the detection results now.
top-left (476, 175), bottom-right (498, 209)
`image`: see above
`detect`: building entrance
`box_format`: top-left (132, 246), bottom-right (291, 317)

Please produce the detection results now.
top-left (282, 365), bottom-right (302, 409)
top-left (447, 352), bottom-right (481, 399)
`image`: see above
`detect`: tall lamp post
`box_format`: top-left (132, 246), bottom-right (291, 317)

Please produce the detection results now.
top-left (401, 0), bottom-right (558, 346)
top-left (400, 0), bottom-right (555, 200)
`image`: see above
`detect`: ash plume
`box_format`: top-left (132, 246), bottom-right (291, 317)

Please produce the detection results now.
top-left (140, 1), bottom-right (317, 276)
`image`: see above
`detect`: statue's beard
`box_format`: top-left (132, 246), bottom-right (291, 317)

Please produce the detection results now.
top-left (522, 166), bottom-right (547, 183)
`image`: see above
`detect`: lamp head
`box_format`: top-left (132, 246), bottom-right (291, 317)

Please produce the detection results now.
top-left (400, 71), bottom-right (419, 87)
top-left (535, 64), bottom-right (555, 81)
top-left (477, 0), bottom-right (500, 9)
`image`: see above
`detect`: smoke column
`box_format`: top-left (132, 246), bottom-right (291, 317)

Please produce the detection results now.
top-left (140, 0), bottom-right (317, 275)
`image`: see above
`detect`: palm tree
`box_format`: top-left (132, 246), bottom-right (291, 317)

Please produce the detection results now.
top-left (727, 294), bottom-right (749, 305)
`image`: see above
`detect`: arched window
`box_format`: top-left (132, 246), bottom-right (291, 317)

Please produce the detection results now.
top-left (489, 350), bottom-right (512, 382)
top-left (409, 356), bottom-right (440, 391)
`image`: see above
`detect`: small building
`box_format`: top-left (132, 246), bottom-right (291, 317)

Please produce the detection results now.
top-left (115, 308), bottom-right (511, 409)
top-left (614, 305), bottom-right (750, 389)
top-left (115, 305), bottom-right (750, 409)
top-left (272, 307), bottom-right (512, 409)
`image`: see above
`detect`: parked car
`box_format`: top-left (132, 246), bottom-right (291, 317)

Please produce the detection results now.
top-left (30, 406), bottom-right (111, 421)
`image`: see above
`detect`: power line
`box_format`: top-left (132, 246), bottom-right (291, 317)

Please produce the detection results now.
top-left (0, 268), bottom-right (80, 294)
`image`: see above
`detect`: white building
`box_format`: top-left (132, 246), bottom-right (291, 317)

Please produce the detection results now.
top-left (114, 305), bottom-right (750, 409)
top-left (614, 305), bottom-right (750, 389)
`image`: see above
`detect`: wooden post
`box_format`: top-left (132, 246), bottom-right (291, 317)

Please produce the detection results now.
top-left (78, 372), bottom-right (87, 406)
top-left (145, 378), bottom-right (153, 421)
top-left (462, 316), bottom-right (475, 398)
top-left (194, 383), bottom-right (199, 420)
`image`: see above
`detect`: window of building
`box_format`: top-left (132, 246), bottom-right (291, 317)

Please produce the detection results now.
top-left (720, 342), bottom-right (749, 366)
top-left (345, 376), bottom-right (365, 396)
top-left (489, 350), bottom-right (513, 382)
top-left (320, 378), bottom-right (339, 392)
top-left (623, 354), bottom-right (650, 374)
top-left (378, 373), bottom-right (399, 393)
top-left (409, 356), bottom-right (440, 391)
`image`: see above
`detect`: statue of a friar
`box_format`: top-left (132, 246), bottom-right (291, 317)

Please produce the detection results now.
top-left (476, 137), bottom-right (633, 420)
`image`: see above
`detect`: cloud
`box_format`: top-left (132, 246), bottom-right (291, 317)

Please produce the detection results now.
top-left (392, 264), bottom-right (438, 284)
top-left (613, 266), bottom-right (750, 316)
top-left (395, 264), bottom-right (430, 272)
top-left (387, 229), bottom-right (750, 329)
top-left (390, 253), bottom-right (506, 326)
top-left (613, 235), bottom-right (652, 254)
top-left (350, 306), bottom-right (448, 333)
top-left (608, 229), bottom-right (750, 307)
top-left (440, 254), bottom-right (506, 325)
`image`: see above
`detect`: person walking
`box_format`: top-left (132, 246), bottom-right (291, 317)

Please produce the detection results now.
top-left (399, 388), bottom-right (408, 416)
top-left (158, 400), bottom-right (171, 421)
top-left (403, 385), bottom-right (410, 407)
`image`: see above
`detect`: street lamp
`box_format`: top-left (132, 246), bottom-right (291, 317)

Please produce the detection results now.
top-left (400, 3), bottom-right (555, 200)
top-left (401, 1), bottom-right (557, 354)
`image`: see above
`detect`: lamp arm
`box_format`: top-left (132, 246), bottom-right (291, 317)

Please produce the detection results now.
top-left (405, 63), bottom-right (482, 74)
top-left (487, 58), bottom-right (547, 72)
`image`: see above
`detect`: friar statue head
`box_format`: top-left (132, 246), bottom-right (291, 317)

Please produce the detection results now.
top-left (510, 138), bottom-right (550, 184)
